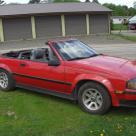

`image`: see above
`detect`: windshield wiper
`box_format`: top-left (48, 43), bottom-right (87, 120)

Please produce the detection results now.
top-left (67, 57), bottom-right (88, 61)
top-left (67, 54), bottom-right (99, 61)
top-left (89, 54), bottom-right (100, 57)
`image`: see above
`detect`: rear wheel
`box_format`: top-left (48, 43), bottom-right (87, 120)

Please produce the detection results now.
top-left (78, 82), bottom-right (111, 115)
top-left (0, 69), bottom-right (15, 91)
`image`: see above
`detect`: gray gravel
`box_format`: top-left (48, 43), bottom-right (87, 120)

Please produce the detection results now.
top-left (0, 35), bottom-right (136, 60)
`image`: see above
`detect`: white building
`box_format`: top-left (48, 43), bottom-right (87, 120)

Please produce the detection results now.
top-left (112, 16), bottom-right (131, 24)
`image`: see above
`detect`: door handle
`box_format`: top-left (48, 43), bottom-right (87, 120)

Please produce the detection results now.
top-left (20, 63), bottom-right (26, 67)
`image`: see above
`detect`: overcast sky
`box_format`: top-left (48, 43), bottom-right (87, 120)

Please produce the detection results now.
top-left (4, 0), bottom-right (135, 7)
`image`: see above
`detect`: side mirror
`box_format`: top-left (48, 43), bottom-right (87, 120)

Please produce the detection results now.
top-left (48, 59), bottom-right (60, 66)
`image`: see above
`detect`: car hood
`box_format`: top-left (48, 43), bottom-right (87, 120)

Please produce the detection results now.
top-left (68, 55), bottom-right (136, 79)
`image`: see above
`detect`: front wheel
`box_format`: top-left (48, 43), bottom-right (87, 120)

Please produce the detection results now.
top-left (0, 69), bottom-right (15, 91)
top-left (78, 82), bottom-right (111, 115)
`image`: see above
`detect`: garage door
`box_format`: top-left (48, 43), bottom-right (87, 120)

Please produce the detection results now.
top-left (65, 15), bottom-right (86, 35)
top-left (35, 15), bottom-right (61, 38)
top-left (3, 17), bottom-right (32, 41)
top-left (90, 14), bottom-right (109, 34)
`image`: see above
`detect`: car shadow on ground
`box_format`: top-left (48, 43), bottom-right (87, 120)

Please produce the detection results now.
top-left (110, 107), bottom-right (136, 115)
top-left (16, 88), bottom-right (136, 115)
top-left (16, 88), bottom-right (76, 105)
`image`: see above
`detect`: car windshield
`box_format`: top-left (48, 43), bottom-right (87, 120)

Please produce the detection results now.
top-left (54, 40), bottom-right (98, 61)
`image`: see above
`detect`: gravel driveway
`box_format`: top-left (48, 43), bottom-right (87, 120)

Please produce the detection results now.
top-left (0, 35), bottom-right (136, 60)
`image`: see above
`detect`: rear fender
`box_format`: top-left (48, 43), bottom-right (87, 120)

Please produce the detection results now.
top-left (0, 64), bottom-right (12, 73)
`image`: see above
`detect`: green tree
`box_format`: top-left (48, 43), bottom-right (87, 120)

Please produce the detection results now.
top-left (0, 0), bottom-right (4, 5)
top-left (29, 0), bottom-right (41, 4)
top-left (128, 7), bottom-right (136, 16)
top-left (85, 0), bottom-right (90, 2)
top-left (92, 0), bottom-right (99, 4)
top-left (53, 0), bottom-right (80, 2)
top-left (103, 3), bottom-right (136, 16)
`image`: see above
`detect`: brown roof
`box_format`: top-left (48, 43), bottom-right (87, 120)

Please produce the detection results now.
top-left (0, 2), bottom-right (112, 17)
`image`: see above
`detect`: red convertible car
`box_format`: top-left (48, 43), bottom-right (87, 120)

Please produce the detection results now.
top-left (0, 39), bottom-right (136, 114)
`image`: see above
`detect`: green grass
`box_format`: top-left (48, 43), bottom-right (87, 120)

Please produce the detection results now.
top-left (0, 89), bottom-right (136, 136)
top-left (112, 24), bottom-right (128, 30)
top-left (118, 35), bottom-right (136, 42)
top-left (112, 33), bottom-right (136, 42)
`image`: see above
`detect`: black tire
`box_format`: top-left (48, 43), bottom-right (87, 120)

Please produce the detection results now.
top-left (0, 69), bottom-right (15, 91)
top-left (78, 82), bottom-right (111, 115)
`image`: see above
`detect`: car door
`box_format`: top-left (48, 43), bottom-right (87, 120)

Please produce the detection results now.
top-left (15, 50), bottom-right (69, 93)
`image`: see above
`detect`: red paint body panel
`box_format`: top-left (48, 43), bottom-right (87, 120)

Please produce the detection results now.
top-left (15, 60), bottom-right (68, 93)
top-left (0, 40), bottom-right (136, 107)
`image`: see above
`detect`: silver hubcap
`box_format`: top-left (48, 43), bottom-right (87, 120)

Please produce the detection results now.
top-left (82, 88), bottom-right (103, 111)
top-left (0, 72), bottom-right (8, 89)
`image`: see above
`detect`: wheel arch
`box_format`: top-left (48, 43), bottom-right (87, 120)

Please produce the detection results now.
top-left (0, 66), bottom-right (16, 91)
top-left (72, 75), bottom-right (119, 106)
top-left (0, 64), bottom-right (12, 73)
top-left (75, 79), bottom-right (110, 93)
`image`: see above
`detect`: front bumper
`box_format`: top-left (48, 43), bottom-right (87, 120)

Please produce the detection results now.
top-left (120, 100), bottom-right (136, 108)
top-left (117, 89), bottom-right (136, 107)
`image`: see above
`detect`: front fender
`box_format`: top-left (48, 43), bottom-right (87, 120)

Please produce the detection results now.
top-left (71, 74), bottom-right (119, 106)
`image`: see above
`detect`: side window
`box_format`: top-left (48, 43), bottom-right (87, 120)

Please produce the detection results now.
top-left (18, 51), bottom-right (31, 60)
top-left (30, 48), bottom-right (49, 63)
top-left (18, 48), bottom-right (59, 63)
